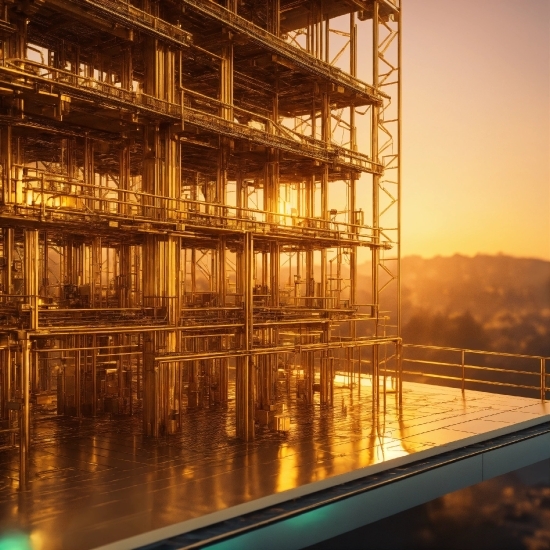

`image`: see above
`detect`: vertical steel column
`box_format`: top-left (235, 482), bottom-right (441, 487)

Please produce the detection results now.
top-left (270, 242), bottom-right (280, 308)
top-left (142, 233), bottom-right (157, 429)
top-left (7, 345), bottom-right (15, 446)
top-left (1, 349), bottom-right (6, 422)
top-left (0, 125), bottom-right (12, 204)
top-left (268, 0), bottom-right (281, 36)
top-left (117, 333), bottom-right (124, 406)
top-left (3, 227), bottom-right (13, 295)
top-left (307, 336), bottom-right (315, 404)
top-left (371, 0), bottom-right (381, 408)
top-left (19, 334), bottom-right (30, 490)
top-left (349, 10), bottom-right (358, 391)
top-left (320, 163), bottom-right (332, 403)
top-left (136, 336), bottom-right (142, 403)
top-left (396, 1), bottom-right (403, 405)
top-left (236, 233), bottom-right (254, 441)
top-left (320, 330), bottom-right (333, 406)
top-left (13, 137), bottom-right (22, 206)
top-left (83, 136), bottom-right (94, 213)
top-left (244, 231), bottom-right (254, 437)
top-left (177, 358), bottom-right (183, 427)
top-left (92, 334), bottom-right (97, 416)
top-left (24, 230), bottom-right (39, 330)
top-left (164, 102), bottom-right (181, 426)
top-left (143, 333), bottom-right (158, 437)
top-left (140, 26), bottom-right (179, 435)
top-left (118, 245), bottom-right (131, 308)
top-left (75, 335), bottom-right (81, 418)
top-left (218, 237), bottom-right (227, 308)
top-left (41, 231), bottom-right (49, 308)
top-left (90, 238), bottom-right (101, 309)
top-left (220, 22), bottom-right (234, 122)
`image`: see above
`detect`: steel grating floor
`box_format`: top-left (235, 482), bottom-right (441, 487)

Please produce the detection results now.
top-left (1, 378), bottom-right (549, 550)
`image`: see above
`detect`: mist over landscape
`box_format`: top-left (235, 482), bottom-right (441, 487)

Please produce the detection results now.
top-left (400, 254), bottom-right (550, 357)
top-left (356, 254), bottom-right (550, 357)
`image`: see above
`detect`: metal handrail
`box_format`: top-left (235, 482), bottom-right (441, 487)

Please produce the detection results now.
top-left (402, 343), bottom-right (548, 401)
top-left (0, 59), bottom-right (379, 174)
top-left (15, 166), bottom-right (381, 245)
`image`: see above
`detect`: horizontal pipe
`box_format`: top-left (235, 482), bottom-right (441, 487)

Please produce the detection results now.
top-left (156, 337), bottom-right (399, 363)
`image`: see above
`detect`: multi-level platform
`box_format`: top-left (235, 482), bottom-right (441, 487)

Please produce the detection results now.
top-left (0, 0), bottom-right (401, 453)
top-left (1, 1), bottom-right (549, 549)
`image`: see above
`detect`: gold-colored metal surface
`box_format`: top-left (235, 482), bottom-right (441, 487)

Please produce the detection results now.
top-left (0, 2), bottom-right (547, 548)
top-left (1, 379), bottom-right (548, 549)
top-left (0, 0), bottom-right (401, 466)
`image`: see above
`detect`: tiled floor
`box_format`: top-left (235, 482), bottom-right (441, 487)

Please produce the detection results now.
top-left (0, 379), bottom-right (549, 550)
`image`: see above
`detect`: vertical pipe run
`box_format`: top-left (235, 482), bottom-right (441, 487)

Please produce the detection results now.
top-left (19, 335), bottom-right (30, 490)
top-left (75, 335), bottom-right (81, 417)
top-left (1, 126), bottom-right (12, 204)
top-left (143, 332), bottom-right (157, 437)
top-left (371, 0), bottom-right (381, 410)
top-left (236, 233), bottom-right (254, 441)
top-left (349, 10), bottom-right (359, 394)
top-left (3, 228), bottom-right (13, 295)
top-left (24, 230), bottom-right (39, 330)
top-left (92, 334), bottom-right (97, 416)
top-left (396, 0), bottom-right (403, 405)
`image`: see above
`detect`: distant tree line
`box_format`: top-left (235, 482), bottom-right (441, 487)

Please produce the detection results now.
top-left (402, 308), bottom-right (550, 358)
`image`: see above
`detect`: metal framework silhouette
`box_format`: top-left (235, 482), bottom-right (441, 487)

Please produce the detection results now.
top-left (0, 0), bottom-right (401, 484)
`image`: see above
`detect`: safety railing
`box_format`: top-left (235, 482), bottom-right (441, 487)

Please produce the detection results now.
top-left (403, 344), bottom-right (548, 401)
top-left (183, 89), bottom-right (379, 173)
top-left (0, 59), bottom-right (379, 173)
top-left (13, 166), bottom-right (382, 247)
top-left (1, 59), bottom-right (179, 120)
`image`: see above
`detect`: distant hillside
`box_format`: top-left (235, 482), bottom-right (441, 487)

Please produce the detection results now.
top-left (401, 254), bottom-right (550, 323)
top-left (399, 254), bottom-right (550, 355)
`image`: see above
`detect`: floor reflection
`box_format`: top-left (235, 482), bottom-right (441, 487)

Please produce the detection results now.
top-left (0, 379), bottom-right (548, 549)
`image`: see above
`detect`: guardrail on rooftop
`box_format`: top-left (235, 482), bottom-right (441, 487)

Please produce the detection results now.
top-left (403, 344), bottom-right (548, 401)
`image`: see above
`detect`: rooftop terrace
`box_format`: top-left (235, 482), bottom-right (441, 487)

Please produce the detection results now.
top-left (1, 369), bottom-right (549, 550)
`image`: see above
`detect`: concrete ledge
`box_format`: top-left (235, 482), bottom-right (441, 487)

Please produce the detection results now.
top-left (206, 427), bottom-right (550, 550)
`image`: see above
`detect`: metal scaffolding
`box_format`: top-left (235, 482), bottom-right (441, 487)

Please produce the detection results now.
top-left (0, 0), bottom-right (401, 484)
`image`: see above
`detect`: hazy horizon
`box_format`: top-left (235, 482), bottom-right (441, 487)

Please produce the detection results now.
top-left (397, 251), bottom-right (550, 263)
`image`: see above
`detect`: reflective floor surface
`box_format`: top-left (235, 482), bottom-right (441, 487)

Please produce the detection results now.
top-left (1, 379), bottom-right (549, 550)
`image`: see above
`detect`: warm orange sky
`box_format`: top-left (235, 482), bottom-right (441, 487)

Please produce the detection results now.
top-left (401, 0), bottom-right (549, 261)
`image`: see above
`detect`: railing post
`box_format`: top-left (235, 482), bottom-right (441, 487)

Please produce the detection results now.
top-left (541, 358), bottom-right (546, 402)
top-left (461, 349), bottom-right (465, 395)
top-left (397, 340), bottom-right (403, 408)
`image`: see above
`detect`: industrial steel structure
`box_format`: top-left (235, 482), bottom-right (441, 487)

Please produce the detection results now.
top-left (0, 0), bottom-right (401, 482)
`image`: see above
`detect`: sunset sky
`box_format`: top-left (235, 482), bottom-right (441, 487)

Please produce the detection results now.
top-left (401, 0), bottom-right (549, 261)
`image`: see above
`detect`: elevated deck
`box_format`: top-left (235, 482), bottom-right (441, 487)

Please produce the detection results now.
top-left (1, 379), bottom-right (548, 549)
